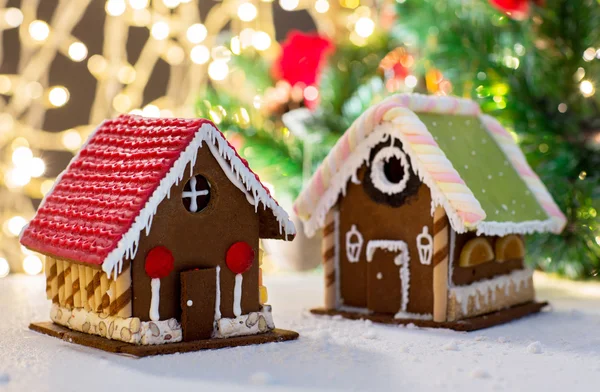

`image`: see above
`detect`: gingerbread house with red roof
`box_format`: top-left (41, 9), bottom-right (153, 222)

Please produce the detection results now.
top-left (21, 115), bottom-right (298, 356)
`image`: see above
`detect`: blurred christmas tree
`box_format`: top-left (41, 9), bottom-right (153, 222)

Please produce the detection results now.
top-left (394, 0), bottom-right (600, 279)
top-left (197, 25), bottom-right (411, 206)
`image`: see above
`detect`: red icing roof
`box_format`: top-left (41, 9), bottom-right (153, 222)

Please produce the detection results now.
top-left (20, 115), bottom-right (274, 266)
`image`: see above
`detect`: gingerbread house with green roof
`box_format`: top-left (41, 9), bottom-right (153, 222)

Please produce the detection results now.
top-left (294, 93), bottom-right (566, 330)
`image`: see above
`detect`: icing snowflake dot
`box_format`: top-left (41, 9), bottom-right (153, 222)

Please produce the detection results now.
top-left (466, 120), bottom-right (471, 125)
top-left (482, 189), bottom-right (486, 193)
top-left (464, 165), bottom-right (469, 169)
top-left (186, 300), bottom-right (193, 307)
top-left (481, 138), bottom-right (487, 144)
top-left (471, 151), bottom-right (476, 156)
top-left (432, 121), bottom-right (437, 126)
top-left (499, 172), bottom-right (503, 176)
top-left (495, 210), bottom-right (500, 215)
top-left (376, 272), bottom-right (383, 280)
top-left (451, 136), bottom-right (456, 141)
top-left (512, 200), bottom-right (516, 204)
top-left (487, 175), bottom-right (493, 179)
top-left (502, 204), bottom-right (508, 211)
top-left (511, 210), bottom-right (516, 215)
top-left (448, 121), bottom-right (453, 126)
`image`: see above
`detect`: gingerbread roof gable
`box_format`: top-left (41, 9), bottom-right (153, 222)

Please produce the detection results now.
top-left (294, 94), bottom-right (566, 238)
top-left (20, 115), bottom-right (295, 277)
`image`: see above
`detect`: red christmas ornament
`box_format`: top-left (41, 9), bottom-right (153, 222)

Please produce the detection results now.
top-left (145, 246), bottom-right (175, 279)
top-left (272, 31), bottom-right (334, 88)
top-left (488, 0), bottom-right (543, 20)
top-left (226, 242), bottom-right (255, 274)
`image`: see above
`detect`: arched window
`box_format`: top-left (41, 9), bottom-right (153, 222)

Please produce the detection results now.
top-left (495, 235), bottom-right (525, 262)
top-left (459, 238), bottom-right (494, 267)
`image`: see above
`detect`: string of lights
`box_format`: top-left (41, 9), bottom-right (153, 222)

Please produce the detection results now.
top-left (0, 0), bottom-right (391, 276)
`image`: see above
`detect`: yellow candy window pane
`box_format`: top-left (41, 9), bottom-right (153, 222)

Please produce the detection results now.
top-left (459, 237), bottom-right (494, 267)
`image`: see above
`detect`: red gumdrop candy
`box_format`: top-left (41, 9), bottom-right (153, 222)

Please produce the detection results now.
top-left (145, 246), bottom-right (174, 279)
top-left (226, 242), bottom-right (255, 274)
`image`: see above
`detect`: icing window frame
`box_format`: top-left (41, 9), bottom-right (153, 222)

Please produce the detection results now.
top-left (362, 139), bottom-right (421, 207)
top-left (369, 146), bottom-right (411, 195)
top-left (182, 174), bottom-right (212, 213)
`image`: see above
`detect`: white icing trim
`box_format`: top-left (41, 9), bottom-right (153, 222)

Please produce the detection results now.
top-left (366, 240), bottom-right (410, 312)
top-left (416, 226), bottom-right (433, 265)
top-left (214, 266), bottom-right (221, 320)
top-left (369, 144), bottom-right (410, 195)
top-left (475, 219), bottom-right (559, 237)
top-left (101, 123), bottom-right (296, 278)
top-left (339, 305), bottom-right (372, 314)
top-left (149, 278), bottom-right (160, 321)
top-left (394, 311), bottom-right (433, 320)
top-left (449, 269), bottom-right (533, 315)
top-left (233, 273), bottom-right (243, 317)
top-left (345, 225), bottom-right (363, 263)
top-left (300, 128), bottom-right (391, 238)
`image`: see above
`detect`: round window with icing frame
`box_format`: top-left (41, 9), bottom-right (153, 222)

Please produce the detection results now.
top-left (182, 174), bottom-right (212, 213)
top-left (363, 139), bottom-right (421, 207)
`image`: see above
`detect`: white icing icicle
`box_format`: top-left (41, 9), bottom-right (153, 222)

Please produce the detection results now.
top-left (149, 278), bottom-right (160, 321)
top-left (449, 269), bottom-right (533, 315)
top-left (233, 273), bottom-right (243, 317)
top-left (214, 266), bottom-right (221, 320)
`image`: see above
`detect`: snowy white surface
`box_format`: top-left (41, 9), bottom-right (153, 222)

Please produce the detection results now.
top-left (1, 273), bottom-right (600, 392)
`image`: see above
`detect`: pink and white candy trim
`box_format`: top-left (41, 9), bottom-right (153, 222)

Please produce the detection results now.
top-left (294, 93), bottom-right (565, 237)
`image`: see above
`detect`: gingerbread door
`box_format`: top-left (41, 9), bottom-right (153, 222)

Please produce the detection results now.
top-left (180, 268), bottom-right (217, 341)
top-left (365, 241), bottom-right (410, 314)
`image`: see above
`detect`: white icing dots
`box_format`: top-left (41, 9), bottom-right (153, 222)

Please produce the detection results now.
top-left (511, 210), bottom-right (516, 215)
top-left (495, 210), bottom-right (500, 215)
top-left (376, 272), bottom-right (383, 280)
top-left (501, 204), bottom-right (508, 211)
top-left (186, 300), bottom-right (193, 307)
top-left (499, 172), bottom-right (503, 176)
top-left (481, 189), bottom-right (486, 193)
top-left (512, 200), bottom-right (516, 205)
top-left (464, 164), bottom-right (469, 169)
top-left (451, 136), bottom-right (456, 141)
top-left (432, 121), bottom-right (437, 126)
top-left (487, 175), bottom-right (493, 180)
top-left (471, 151), bottom-right (476, 156)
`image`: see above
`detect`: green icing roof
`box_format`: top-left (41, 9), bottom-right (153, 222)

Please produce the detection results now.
top-left (418, 113), bottom-right (548, 224)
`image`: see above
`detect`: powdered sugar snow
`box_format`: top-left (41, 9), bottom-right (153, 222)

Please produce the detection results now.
top-left (1, 273), bottom-right (599, 392)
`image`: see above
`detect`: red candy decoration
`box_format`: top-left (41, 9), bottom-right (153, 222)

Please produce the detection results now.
top-left (226, 242), bottom-right (255, 274)
top-left (145, 246), bottom-right (174, 279)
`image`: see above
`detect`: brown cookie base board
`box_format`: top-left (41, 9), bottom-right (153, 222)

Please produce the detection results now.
top-left (29, 322), bottom-right (298, 357)
top-left (310, 301), bottom-right (548, 332)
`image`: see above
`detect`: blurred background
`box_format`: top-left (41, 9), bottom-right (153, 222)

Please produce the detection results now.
top-left (0, 0), bottom-right (597, 281)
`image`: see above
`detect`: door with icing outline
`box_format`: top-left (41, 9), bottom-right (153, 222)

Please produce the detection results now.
top-left (180, 268), bottom-right (217, 341)
top-left (366, 241), bottom-right (409, 314)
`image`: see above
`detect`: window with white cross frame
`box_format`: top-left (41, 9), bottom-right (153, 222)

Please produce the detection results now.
top-left (182, 175), bottom-right (211, 213)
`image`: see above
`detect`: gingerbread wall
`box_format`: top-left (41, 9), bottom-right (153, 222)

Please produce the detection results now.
top-left (450, 232), bottom-right (525, 286)
top-left (337, 164), bottom-right (434, 316)
top-left (130, 147), bottom-right (261, 322)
